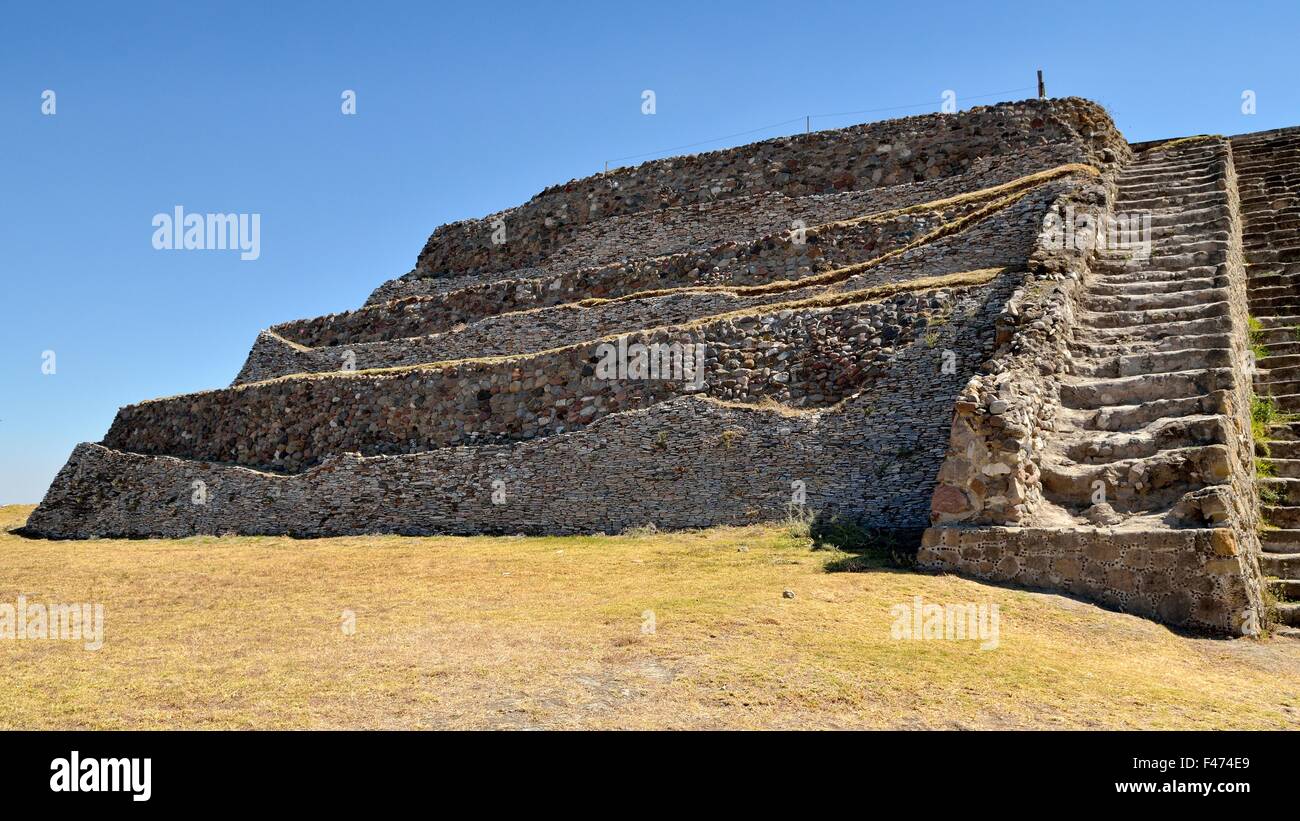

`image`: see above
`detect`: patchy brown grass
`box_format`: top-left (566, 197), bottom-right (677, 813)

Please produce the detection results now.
top-left (1, 504), bottom-right (1296, 730)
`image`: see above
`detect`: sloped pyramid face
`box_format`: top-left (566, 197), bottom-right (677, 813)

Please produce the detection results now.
top-left (25, 97), bottom-right (1292, 634)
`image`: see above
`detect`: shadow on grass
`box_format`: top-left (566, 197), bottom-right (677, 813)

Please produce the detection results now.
top-left (808, 513), bottom-right (925, 574)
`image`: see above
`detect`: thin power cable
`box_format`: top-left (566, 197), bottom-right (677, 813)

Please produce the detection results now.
top-left (609, 117), bottom-right (806, 163)
top-left (605, 85), bottom-right (1041, 168)
top-left (810, 86), bottom-right (1037, 120)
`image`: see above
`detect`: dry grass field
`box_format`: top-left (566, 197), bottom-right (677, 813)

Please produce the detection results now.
top-left (1, 504), bottom-right (1297, 729)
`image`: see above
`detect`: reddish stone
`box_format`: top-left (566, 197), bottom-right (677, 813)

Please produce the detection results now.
top-left (931, 484), bottom-right (970, 515)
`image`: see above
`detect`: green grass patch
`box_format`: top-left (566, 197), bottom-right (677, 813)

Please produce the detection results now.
top-left (1252, 394), bottom-right (1280, 444)
top-left (1249, 316), bottom-right (1269, 362)
top-left (1259, 481), bottom-right (1281, 506)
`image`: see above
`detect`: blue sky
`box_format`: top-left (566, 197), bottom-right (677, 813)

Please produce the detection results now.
top-left (2, 0), bottom-right (1297, 503)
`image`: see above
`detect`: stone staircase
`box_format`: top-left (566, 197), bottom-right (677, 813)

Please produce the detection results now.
top-left (27, 100), bottom-right (1109, 543)
top-left (1040, 139), bottom-right (1244, 531)
top-left (1232, 127), bottom-right (1300, 627)
top-left (29, 97), bottom-right (1290, 634)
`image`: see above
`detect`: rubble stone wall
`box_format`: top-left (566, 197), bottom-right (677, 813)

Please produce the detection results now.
top-left (28, 272), bottom-right (1017, 539)
top-left (368, 141), bottom-right (1089, 304)
top-left (237, 182), bottom-right (1063, 384)
top-left (110, 275), bottom-right (1015, 473)
top-left (408, 98), bottom-right (1126, 280)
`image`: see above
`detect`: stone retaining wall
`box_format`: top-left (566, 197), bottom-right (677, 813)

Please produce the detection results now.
top-left (111, 275), bottom-right (1015, 473)
top-left (925, 178), bottom-right (1106, 526)
top-left (409, 98), bottom-right (1126, 280)
top-left (919, 527), bottom-right (1256, 632)
top-left (283, 205), bottom-right (957, 349)
top-left (368, 142), bottom-right (1087, 304)
top-left (237, 182), bottom-right (1063, 384)
top-left (29, 270), bottom-right (1016, 538)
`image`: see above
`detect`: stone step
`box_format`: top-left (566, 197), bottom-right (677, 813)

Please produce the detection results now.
top-left (1073, 314), bottom-right (1232, 345)
top-left (1119, 165), bottom-right (1221, 181)
top-left (1260, 353), bottom-right (1300, 370)
top-left (1277, 603), bottom-right (1300, 626)
top-left (1239, 174), bottom-right (1300, 186)
top-left (1115, 191), bottom-right (1226, 211)
top-left (1143, 208), bottom-right (1228, 229)
top-left (1249, 268), bottom-right (1300, 283)
top-left (1080, 287), bottom-right (1227, 314)
top-left (1138, 230), bottom-right (1233, 250)
top-left (1247, 282), bottom-right (1300, 300)
top-left (1061, 415), bottom-right (1230, 464)
top-left (1239, 200), bottom-right (1300, 217)
top-left (1248, 275), bottom-right (1300, 294)
top-left (1259, 362), bottom-right (1300, 382)
top-left (1096, 239), bottom-right (1230, 259)
top-left (1260, 476), bottom-right (1300, 503)
top-left (1260, 552), bottom-right (1300, 577)
top-left (1134, 143), bottom-right (1221, 157)
top-left (1247, 260), bottom-right (1300, 277)
top-left (1245, 232), bottom-right (1300, 251)
top-left (1238, 169), bottom-right (1300, 182)
top-left (1250, 300), bottom-right (1300, 317)
top-left (1240, 211), bottom-right (1300, 226)
top-left (1092, 265), bottom-right (1220, 285)
top-left (1266, 421), bottom-right (1300, 443)
top-left (1267, 393), bottom-right (1300, 414)
top-left (1118, 164), bottom-right (1221, 182)
top-left (1265, 457), bottom-right (1300, 479)
top-left (1059, 369), bottom-right (1233, 411)
top-left (1270, 579), bottom-right (1300, 602)
top-left (1236, 160), bottom-right (1300, 175)
top-left (1245, 228), bottom-right (1300, 248)
top-left (1240, 202), bottom-right (1300, 218)
top-left (1254, 333), bottom-right (1300, 352)
top-left (1078, 299), bottom-right (1229, 330)
top-left (1234, 146), bottom-right (1300, 162)
top-left (1088, 275), bottom-right (1223, 297)
top-left (1069, 347), bottom-right (1233, 379)
top-left (1244, 216), bottom-right (1300, 230)
top-left (1127, 150), bottom-right (1220, 171)
top-left (1092, 249), bottom-right (1228, 274)
top-left (1255, 378), bottom-right (1300, 397)
top-left (1246, 247), bottom-right (1300, 266)
top-left (1090, 391), bottom-right (1230, 433)
top-left (1235, 145), bottom-right (1300, 157)
top-left (1256, 330), bottom-right (1300, 348)
top-left (1249, 276), bottom-right (1300, 293)
top-left (1260, 528), bottom-right (1300, 552)
top-left (1069, 332), bottom-right (1233, 359)
top-left (1041, 445), bottom-right (1232, 511)
top-left (1116, 176), bottom-right (1226, 199)
top-left (1255, 314), bottom-right (1300, 329)
top-left (1263, 505), bottom-right (1300, 528)
top-left (1240, 185), bottom-right (1300, 196)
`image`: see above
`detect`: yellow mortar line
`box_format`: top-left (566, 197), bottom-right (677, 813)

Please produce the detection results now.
top-left (476, 162), bottom-right (1095, 313)
top-left (570, 179), bottom-right (1063, 305)
top-left (301, 162), bottom-right (1098, 321)
top-left (263, 267), bottom-right (1007, 383)
top-left (140, 266), bottom-right (1014, 403)
top-left (262, 328), bottom-right (313, 352)
top-left (812, 162), bottom-right (1097, 231)
top-left (200, 164), bottom-right (1100, 398)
